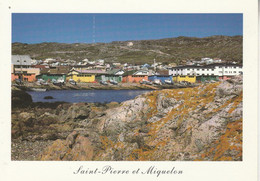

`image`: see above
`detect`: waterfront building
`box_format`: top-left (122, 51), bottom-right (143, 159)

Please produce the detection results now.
top-left (196, 75), bottom-right (218, 83)
top-left (66, 68), bottom-right (106, 83)
top-left (37, 66), bottom-right (69, 82)
top-left (122, 69), bottom-right (151, 83)
top-left (95, 69), bottom-right (124, 83)
top-left (169, 63), bottom-right (242, 82)
top-left (148, 70), bottom-right (172, 83)
top-left (11, 55), bottom-right (40, 82)
top-left (148, 75), bottom-right (173, 83)
top-left (172, 75), bottom-right (196, 83)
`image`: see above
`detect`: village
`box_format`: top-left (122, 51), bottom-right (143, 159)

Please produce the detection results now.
top-left (11, 55), bottom-right (243, 90)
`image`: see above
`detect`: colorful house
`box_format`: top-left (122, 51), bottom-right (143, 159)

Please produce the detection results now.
top-left (12, 73), bottom-right (37, 82)
top-left (172, 75), bottom-right (196, 83)
top-left (96, 74), bottom-right (122, 83)
top-left (196, 75), bottom-right (219, 82)
top-left (96, 69), bottom-right (124, 83)
top-left (37, 67), bottom-right (69, 82)
top-left (148, 75), bottom-right (173, 83)
top-left (66, 69), bottom-right (106, 83)
top-left (11, 55), bottom-right (40, 82)
top-left (122, 70), bottom-right (151, 83)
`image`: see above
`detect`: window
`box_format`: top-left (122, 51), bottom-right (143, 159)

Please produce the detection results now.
top-left (225, 71), bottom-right (228, 73)
top-left (234, 71), bottom-right (236, 73)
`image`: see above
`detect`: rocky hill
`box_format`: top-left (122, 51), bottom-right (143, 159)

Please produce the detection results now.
top-left (24, 76), bottom-right (243, 161)
top-left (12, 35), bottom-right (242, 64)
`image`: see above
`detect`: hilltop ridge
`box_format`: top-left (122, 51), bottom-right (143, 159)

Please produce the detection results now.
top-left (12, 35), bottom-right (242, 65)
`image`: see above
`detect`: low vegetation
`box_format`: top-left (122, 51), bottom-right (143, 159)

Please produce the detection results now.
top-left (12, 35), bottom-right (242, 64)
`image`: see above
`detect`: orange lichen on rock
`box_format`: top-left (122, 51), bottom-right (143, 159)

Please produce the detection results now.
top-left (228, 92), bottom-right (243, 114)
top-left (197, 118), bottom-right (242, 161)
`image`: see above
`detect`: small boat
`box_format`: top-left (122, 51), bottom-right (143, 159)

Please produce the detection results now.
top-left (140, 80), bottom-right (152, 85)
top-left (164, 79), bottom-right (173, 84)
top-left (100, 80), bottom-right (108, 85)
top-left (52, 78), bottom-right (65, 86)
top-left (30, 88), bottom-right (47, 92)
top-left (37, 79), bottom-right (48, 85)
top-left (109, 80), bottom-right (118, 85)
top-left (153, 79), bottom-right (162, 85)
top-left (40, 81), bottom-right (48, 85)
top-left (14, 79), bottom-right (23, 85)
top-left (69, 79), bottom-right (77, 85)
top-left (53, 82), bottom-right (64, 86)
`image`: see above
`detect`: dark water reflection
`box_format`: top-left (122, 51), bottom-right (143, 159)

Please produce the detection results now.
top-left (27, 89), bottom-right (152, 103)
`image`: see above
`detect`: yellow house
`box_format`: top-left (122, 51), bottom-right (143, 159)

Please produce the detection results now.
top-left (172, 75), bottom-right (196, 83)
top-left (66, 69), bottom-right (107, 83)
top-left (66, 70), bottom-right (95, 83)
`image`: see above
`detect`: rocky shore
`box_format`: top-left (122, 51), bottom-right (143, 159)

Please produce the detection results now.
top-left (11, 76), bottom-right (242, 161)
top-left (13, 81), bottom-right (198, 91)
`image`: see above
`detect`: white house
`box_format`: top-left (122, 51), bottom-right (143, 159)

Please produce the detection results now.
top-left (169, 63), bottom-right (243, 77)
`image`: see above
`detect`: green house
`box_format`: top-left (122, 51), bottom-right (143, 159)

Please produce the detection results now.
top-left (196, 75), bottom-right (219, 82)
top-left (95, 69), bottom-right (124, 83)
top-left (37, 67), bottom-right (69, 82)
top-left (95, 74), bottom-right (122, 82)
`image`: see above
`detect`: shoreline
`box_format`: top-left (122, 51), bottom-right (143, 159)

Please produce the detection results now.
top-left (13, 82), bottom-right (199, 91)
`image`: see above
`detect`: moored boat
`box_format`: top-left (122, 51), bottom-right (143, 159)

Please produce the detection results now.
top-left (164, 79), bottom-right (173, 84)
top-left (109, 80), bottom-right (118, 85)
top-left (30, 88), bottom-right (47, 92)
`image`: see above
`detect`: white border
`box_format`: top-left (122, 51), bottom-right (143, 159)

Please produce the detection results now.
top-left (0, 0), bottom-right (258, 181)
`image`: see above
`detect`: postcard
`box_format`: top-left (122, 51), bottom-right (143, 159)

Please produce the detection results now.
top-left (0, 0), bottom-right (258, 180)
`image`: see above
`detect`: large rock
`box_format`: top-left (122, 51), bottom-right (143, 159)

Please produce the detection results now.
top-left (39, 131), bottom-right (94, 161)
top-left (39, 76), bottom-right (243, 161)
top-left (12, 89), bottom-right (32, 108)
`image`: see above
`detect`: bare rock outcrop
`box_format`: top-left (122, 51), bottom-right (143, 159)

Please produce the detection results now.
top-left (40, 76), bottom-right (243, 161)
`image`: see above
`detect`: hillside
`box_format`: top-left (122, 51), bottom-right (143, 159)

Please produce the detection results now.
top-left (12, 35), bottom-right (243, 64)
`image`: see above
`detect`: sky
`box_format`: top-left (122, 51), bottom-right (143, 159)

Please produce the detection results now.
top-left (12, 13), bottom-right (243, 44)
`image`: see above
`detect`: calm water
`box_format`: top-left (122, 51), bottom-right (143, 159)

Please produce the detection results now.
top-left (27, 89), bottom-right (152, 103)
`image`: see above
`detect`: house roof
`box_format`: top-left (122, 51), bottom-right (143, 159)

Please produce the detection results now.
top-left (106, 69), bottom-right (122, 75)
top-left (71, 69), bottom-right (108, 75)
top-left (12, 55), bottom-right (32, 65)
top-left (49, 68), bottom-right (69, 75)
top-left (156, 69), bottom-right (169, 75)
top-left (40, 67), bottom-right (69, 75)
top-left (32, 65), bottom-right (48, 69)
top-left (171, 63), bottom-right (242, 69)
top-left (40, 68), bottom-right (50, 74)
top-left (122, 70), bottom-right (137, 76)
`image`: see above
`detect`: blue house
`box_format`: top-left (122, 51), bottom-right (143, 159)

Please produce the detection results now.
top-left (148, 75), bottom-right (173, 83)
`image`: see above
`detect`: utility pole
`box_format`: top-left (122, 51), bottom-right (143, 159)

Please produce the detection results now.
top-left (154, 58), bottom-right (156, 72)
top-left (18, 55), bottom-right (23, 81)
top-left (93, 15), bottom-right (96, 43)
